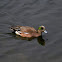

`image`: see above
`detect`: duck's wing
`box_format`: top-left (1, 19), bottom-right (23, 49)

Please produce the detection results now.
top-left (20, 26), bottom-right (37, 33)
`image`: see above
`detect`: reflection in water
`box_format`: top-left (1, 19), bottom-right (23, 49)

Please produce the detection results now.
top-left (7, 32), bottom-right (45, 46)
top-left (37, 36), bottom-right (45, 46)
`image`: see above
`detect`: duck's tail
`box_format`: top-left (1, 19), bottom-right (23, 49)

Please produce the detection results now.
top-left (10, 26), bottom-right (21, 32)
top-left (10, 26), bottom-right (16, 32)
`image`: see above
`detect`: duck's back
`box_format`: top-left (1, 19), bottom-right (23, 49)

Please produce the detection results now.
top-left (20, 26), bottom-right (37, 33)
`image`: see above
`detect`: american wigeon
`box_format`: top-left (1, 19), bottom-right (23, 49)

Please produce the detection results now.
top-left (10, 25), bottom-right (47, 38)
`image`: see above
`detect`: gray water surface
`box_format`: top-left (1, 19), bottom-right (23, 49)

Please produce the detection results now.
top-left (0, 0), bottom-right (62, 62)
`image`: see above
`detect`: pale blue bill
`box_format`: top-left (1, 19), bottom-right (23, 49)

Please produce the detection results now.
top-left (44, 30), bottom-right (47, 33)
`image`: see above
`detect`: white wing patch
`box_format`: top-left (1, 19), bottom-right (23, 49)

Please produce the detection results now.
top-left (24, 32), bottom-right (29, 34)
top-left (15, 31), bottom-right (22, 35)
top-left (18, 31), bottom-right (22, 33)
top-left (15, 31), bottom-right (29, 35)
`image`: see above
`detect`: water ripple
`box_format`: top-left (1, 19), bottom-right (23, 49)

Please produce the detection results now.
top-left (0, 0), bottom-right (13, 9)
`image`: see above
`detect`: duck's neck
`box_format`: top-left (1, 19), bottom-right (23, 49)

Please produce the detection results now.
top-left (37, 30), bottom-right (42, 35)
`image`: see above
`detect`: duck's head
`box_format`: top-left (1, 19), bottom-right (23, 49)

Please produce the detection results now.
top-left (38, 26), bottom-right (47, 33)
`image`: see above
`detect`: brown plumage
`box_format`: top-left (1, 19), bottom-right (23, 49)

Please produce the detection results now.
top-left (10, 25), bottom-right (47, 38)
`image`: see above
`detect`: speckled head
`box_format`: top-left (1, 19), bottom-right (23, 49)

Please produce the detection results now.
top-left (38, 25), bottom-right (47, 33)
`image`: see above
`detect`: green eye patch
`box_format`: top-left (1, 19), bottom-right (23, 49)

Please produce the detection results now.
top-left (38, 27), bottom-right (41, 30)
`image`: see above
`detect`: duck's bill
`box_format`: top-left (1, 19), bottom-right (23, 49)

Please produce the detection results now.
top-left (44, 30), bottom-right (47, 33)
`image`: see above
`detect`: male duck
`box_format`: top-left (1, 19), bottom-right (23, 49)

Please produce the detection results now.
top-left (10, 25), bottom-right (47, 38)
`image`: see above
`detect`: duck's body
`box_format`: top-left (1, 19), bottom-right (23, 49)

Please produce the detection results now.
top-left (10, 25), bottom-right (47, 38)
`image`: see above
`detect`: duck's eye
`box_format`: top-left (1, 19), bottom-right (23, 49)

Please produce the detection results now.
top-left (41, 27), bottom-right (43, 30)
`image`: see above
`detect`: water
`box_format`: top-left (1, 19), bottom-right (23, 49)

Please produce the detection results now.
top-left (0, 0), bottom-right (62, 62)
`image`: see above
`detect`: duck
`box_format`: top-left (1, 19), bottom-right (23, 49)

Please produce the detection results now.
top-left (10, 25), bottom-right (47, 38)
